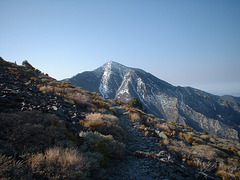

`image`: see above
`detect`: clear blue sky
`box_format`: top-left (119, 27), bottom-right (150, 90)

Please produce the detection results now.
top-left (1, 0), bottom-right (240, 96)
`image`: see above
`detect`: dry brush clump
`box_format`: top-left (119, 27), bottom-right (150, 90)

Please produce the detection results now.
top-left (38, 84), bottom-right (93, 110)
top-left (151, 118), bottom-right (240, 179)
top-left (0, 110), bottom-right (125, 179)
top-left (93, 99), bottom-right (112, 109)
top-left (0, 153), bottom-right (30, 179)
top-left (82, 113), bottom-right (125, 140)
top-left (0, 111), bottom-right (80, 158)
top-left (79, 131), bottom-right (125, 162)
top-left (29, 147), bottom-right (88, 179)
top-left (215, 162), bottom-right (240, 180)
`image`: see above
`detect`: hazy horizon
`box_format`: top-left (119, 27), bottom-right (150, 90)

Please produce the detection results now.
top-left (1, 0), bottom-right (239, 97)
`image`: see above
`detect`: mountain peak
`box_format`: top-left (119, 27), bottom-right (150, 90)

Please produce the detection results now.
top-left (102, 61), bottom-right (128, 70)
top-left (66, 62), bottom-right (240, 141)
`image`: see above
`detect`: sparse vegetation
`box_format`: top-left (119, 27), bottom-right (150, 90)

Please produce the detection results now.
top-left (29, 147), bottom-right (88, 179)
top-left (1, 57), bottom-right (240, 179)
top-left (82, 113), bottom-right (125, 140)
top-left (127, 97), bottom-right (143, 110)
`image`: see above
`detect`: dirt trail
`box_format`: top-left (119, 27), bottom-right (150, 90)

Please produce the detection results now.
top-left (106, 106), bottom-right (195, 180)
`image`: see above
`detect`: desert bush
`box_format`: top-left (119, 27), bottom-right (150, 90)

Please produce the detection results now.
top-left (187, 158), bottom-right (217, 173)
top-left (29, 147), bottom-right (88, 179)
top-left (130, 112), bottom-right (141, 122)
top-left (95, 140), bottom-right (110, 168)
top-left (39, 85), bottom-right (53, 93)
top-left (83, 113), bottom-right (124, 140)
top-left (155, 123), bottom-right (170, 132)
top-left (84, 113), bottom-right (103, 128)
top-left (64, 129), bottom-right (78, 145)
top-left (144, 130), bottom-right (149, 136)
top-left (215, 162), bottom-right (240, 180)
top-left (22, 60), bottom-right (34, 70)
top-left (113, 99), bottom-right (125, 105)
top-left (0, 153), bottom-right (30, 179)
top-left (79, 131), bottom-right (125, 160)
top-left (83, 151), bottom-right (106, 178)
top-left (168, 140), bottom-right (192, 159)
top-left (127, 97), bottom-right (143, 110)
top-left (178, 132), bottom-right (204, 145)
top-left (0, 111), bottom-right (76, 157)
top-left (191, 145), bottom-right (226, 161)
top-left (93, 99), bottom-right (112, 109)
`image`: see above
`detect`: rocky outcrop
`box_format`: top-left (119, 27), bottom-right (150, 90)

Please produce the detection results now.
top-left (0, 59), bottom-right (85, 124)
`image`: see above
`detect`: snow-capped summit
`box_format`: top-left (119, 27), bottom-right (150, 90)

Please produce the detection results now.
top-left (65, 61), bottom-right (240, 141)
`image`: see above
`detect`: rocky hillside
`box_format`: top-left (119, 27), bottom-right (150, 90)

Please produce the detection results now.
top-left (1, 57), bottom-right (240, 179)
top-left (65, 61), bottom-right (240, 141)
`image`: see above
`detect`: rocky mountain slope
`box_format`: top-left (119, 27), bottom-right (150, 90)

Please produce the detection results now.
top-left (1, 57), bottom-right (240, 179)
top-left (65, 61), bottom-right (240, 141)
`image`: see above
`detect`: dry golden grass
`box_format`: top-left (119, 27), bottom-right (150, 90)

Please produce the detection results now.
top-left (144, 131), bottom-right (149, 136)
top-left (191, 145), bottom-right (226, 161)
top-left (93, 99), bottom-right (112, 109)
top-left (29, 147), bottom-right (88, 179)
top-left (84, 113), bottom-right (103, 128)
top-left (155, 123), bottom-right (170, 132)
top-left (215, 162), bottom-right (240, 180)
top-left (83, 113), bottom-right (124, 140)
top-left (186, 158), bottom-right (217, 173)
top-left (130, 113), bottom-right (141, 122)
top-left (84, 113), bottom-right (119, 128)
top-left (39, 85), bottom-right (53, 93)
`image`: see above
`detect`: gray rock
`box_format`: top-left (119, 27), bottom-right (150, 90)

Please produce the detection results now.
top-left (156, 131), bottom-right (168, 139)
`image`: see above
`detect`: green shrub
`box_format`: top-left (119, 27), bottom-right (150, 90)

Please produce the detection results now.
top-left (127, 97), bottom-right (143, 110)
top-left (95, 140), bottom-right (110, 168)
top-left (79, 131), bottom-right (125, 160)
top-left (64, 129), bottom-right (78, 145)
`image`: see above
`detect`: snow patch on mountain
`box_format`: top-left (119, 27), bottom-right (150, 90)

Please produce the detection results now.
top-left (66, 61), bottom-right (240, 141)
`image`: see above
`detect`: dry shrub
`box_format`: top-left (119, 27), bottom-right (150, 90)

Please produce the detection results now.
top-left (153, 118), bottom-right (165, 124)
top-left (0, 111), bottom-right (68, 156)
top-left (84, 113), bottom-right (103, 128)
top-left (144, 131), bottom-right (149, 136)
top-left (184, 124), bottom-right (193, 131)
top-left (215, 163), bottom-right (240, 180)
top-left (130, 113), bottom-right (141, 122)
top-left (93, 99), bottom-right (111, 109)
top-left (162, 139), bottom-right (170, 145)
top-left (114, 99), bottom-right (125, 105)
top-left (228, 147), bottom-right (238, 154)
top-left (71, 92), bottom-right (91, 105)
top-left (29, 147), bottom-right (88, 179)
top-left (84, 113), bottom-right (119, 128)
top-left (155, 123), bottom-right (170, 132)
top-left (172, 130), bottom-right (176, 136)
top-left (0, 153), bottom-right (29, 179)
top-left (164, 131), bottom-right (172, 138)
top-left (178, 132), bottom-right (203, 145)
top-left (83, 113), bottom-right (124, 140)
top-left (39, 85), bottom-right (53, 93)
top-left (168, 140), bottom-right (192, 158)
top-left (200, 134), bottom-right (210, 141)
top-left (191, 145), bottom-right (226, 161)
top-left (187, 158), bottom-right (217, 173)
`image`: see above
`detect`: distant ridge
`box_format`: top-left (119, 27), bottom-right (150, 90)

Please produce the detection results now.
top-left (65, 61), bottom-right (240, 140)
